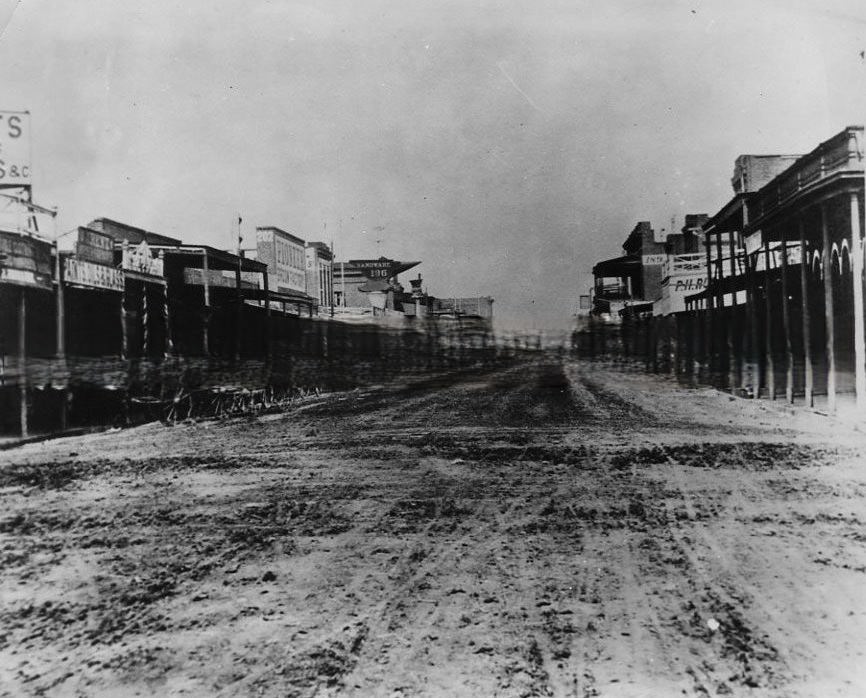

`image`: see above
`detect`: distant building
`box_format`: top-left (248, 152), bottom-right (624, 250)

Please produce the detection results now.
top-left (591, 219), bottom-right (715, 320)
top-left (591, 221), bottom-right (665, 318)
top-left (255, 226), bottom-right (308, 296)
top-left (332, 257), bottom-right (420, 309)
top-left (664, 214), bottom-right (707, 255)
top-left (305, 242), bottom-right (333, 311)
top-left (686, 126), bottom-right (864, 403)
top-left (654, 214), bottom-right (710, 317)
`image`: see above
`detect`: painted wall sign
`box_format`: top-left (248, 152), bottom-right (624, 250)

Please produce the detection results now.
top-left (669, 276), bottom-right (707, 293)
top-left (657, 273), bottom-right (708, 315)
top-left (64, 257), bottom-right (124, 291)
top-left (255, 228), bottom-right (306, 292)
top-left (641, 254), bottom-right (666, 266)
top-left (0, 111), bottom-right (31, 187)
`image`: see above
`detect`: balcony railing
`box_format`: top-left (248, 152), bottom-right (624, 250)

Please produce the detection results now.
top-left (595, 283), bottom-right (630, 300)
top-left (709, 242), bottom-right (803, 281)
top-left (662, 253), bottom-right (705, 281)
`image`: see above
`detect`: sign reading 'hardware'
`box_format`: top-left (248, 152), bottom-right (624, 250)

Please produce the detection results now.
top-left (349, 259), bottom-right (395, 278)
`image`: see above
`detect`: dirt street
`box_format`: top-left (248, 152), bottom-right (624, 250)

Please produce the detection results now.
top-left (2, 359), bottom-right (866, 697)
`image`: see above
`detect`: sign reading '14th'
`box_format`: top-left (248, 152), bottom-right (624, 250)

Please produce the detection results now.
top-left (0, 111), bottom-right (31, 185)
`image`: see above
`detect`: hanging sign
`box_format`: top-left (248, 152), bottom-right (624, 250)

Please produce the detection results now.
top-left (64, 257), bottom-right (124, 291)
top-left (0, 111), bottom-right (31, 187)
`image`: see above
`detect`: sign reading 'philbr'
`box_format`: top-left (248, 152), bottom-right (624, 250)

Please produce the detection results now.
top-left (0, 111), bottom-right (30, 186)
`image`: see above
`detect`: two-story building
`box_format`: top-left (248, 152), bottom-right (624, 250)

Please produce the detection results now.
top-left (685, 127), bottom-right (866, 407)
top-left (591, 221), bottom-right (666, 319)
top-left (305, 242), bottom-right (333, 312)
top-left (255, 226), bottom-right (306, 295)
top-left (654, 214), bottom-right (709, 317)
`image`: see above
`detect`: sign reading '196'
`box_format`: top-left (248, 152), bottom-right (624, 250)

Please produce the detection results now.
top-left (0, 111), bottom-right (31, 186)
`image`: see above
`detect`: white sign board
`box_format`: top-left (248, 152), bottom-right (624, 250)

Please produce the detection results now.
top-left (0, 111), bottom-right (31, 187)
top-left (64, 257), bottom-right (125, 292)
top-left (744, 231), bottom-right (762, 255)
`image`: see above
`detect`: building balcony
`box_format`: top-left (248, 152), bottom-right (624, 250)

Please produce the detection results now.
top-left (749, 126), bottom-right (863, 224)
top-left (662, 253), bottom-right (705, 282)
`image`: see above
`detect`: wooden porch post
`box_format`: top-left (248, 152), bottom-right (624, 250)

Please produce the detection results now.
top-left (160, 251), bottom-right (172, 358)
top-left (55, 241), bottom-right (67, 430)
top-left (689, 308), bottom-right (697, 381)
top-left (120, 282), bottom-right (127, 360)
top-left (18, 287), bottom-right (27, 437)
top-left (727, 229), bottom-right (739, 391)
top-left (799, 219), bottom-right (814, 407)
top-left (763, 234), bottom-right (775, 400)
top-left (821, 204), bottom-right (836, 412)
top-left (263, 270), bottom-right (272, 364)
top-left (202, 251), bottom-right (210, 356)
top-left (120, 241), bottom-right (128, 359)
top-left (743, 201), bottom-right (760, 397)
top-left (163, 281), bottom-right (172, 358)
top-left (234, 258), bottom-right (242, 362)
top-left (850, 191), bottom-right (866, 407)
top-left (703, 235), bottom-right (713, 380)
top-left (141, 281), bottom-right (149, 358)
top-left (744, 251), bottom-right (761, 398)
top-left (780, 224), bottom-right (794, 403)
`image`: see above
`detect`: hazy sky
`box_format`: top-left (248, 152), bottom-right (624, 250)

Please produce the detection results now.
top-left (2, 0), bottom-right (866, 329)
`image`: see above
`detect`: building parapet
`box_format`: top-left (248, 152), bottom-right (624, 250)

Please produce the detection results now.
top-left (748, 126), bottom-right (863, 226)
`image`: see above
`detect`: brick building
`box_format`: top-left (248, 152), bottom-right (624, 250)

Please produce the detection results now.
top-left (255, 226), bottom-right (307, 296)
